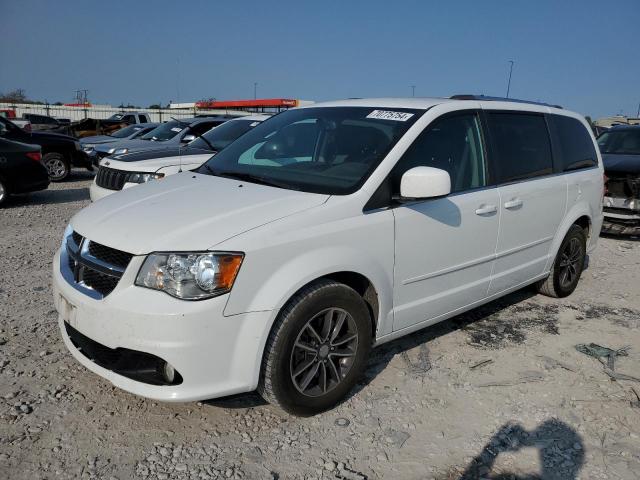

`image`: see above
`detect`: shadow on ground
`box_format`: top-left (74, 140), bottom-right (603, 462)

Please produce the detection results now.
top-left (452, 419), bottom-right (584, 479)
top-left (6, 186), bottom-right (90, 207)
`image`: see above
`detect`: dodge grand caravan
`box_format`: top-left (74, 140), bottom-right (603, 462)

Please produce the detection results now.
top-left (53, 97), bottom-right (603, 415)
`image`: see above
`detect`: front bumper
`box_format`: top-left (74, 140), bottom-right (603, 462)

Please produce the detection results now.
top-left (53, 248), bottom-right (273, 402)
top-left (89, 181), bottom-right (117, 201)
top-left (602, 196), bottom-right (640, 233)
top-left (71, 150), bottom-right (92, 168)
top-left (89, 180), bottom-right (139, 201)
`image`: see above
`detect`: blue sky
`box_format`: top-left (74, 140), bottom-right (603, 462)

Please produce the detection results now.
top-left (1, 0), bottom-right (638, 118)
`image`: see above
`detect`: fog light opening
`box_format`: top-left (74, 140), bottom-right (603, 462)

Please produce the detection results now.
top-left (161, 362), bottom-right (176, 384)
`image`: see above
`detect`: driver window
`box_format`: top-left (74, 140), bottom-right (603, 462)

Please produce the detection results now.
top-left (391, 112), bottom-right (487, 194)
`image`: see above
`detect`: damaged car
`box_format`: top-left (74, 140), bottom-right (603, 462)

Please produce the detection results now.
top-left (598, 125), bottom-right (640, 234)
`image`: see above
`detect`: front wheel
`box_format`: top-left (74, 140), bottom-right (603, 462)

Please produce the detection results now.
top-left (258, 280), bottom-right (372, 416)
top-left (537, 224), bottom-right (587, 298)
top-left (43, 153), bottom-right (70, 181)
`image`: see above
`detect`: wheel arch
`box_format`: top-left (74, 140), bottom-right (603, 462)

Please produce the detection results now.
top-left (545, 206), bottom-right (593, 272)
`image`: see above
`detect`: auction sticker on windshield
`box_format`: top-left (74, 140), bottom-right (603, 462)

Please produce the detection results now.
top-left (366, 110), bottom-right (415, 121)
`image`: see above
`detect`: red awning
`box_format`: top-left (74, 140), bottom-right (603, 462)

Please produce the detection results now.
top-left (195, 98), bottom-right (298, 109)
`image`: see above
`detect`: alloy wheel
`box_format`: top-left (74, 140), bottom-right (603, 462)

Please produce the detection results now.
top-left (46, 158), bottom-right (67, 179)
top-left (289, 307), bottom-right (359, 397)
top-left (558, 237), bottom-right (582, 289)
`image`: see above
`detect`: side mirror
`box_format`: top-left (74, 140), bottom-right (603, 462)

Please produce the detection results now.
top-left (181, 134), bottom-right (196, 143)
top-left (400, 166), bottom-right (451, 200)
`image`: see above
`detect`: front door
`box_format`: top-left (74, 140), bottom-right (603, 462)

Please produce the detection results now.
top-left (391, 111), bottom-right (500, 331)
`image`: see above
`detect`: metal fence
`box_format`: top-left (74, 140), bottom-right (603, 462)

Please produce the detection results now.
top-left (0, 102), bottom-right (250, 123)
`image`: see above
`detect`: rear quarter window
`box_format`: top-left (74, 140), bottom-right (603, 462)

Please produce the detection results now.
top-left (549, 115), bottom-right (598, 171)
top-left (486, 112), bottom-right (553, 183)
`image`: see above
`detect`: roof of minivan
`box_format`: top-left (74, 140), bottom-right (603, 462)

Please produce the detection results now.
top-left (306, 97), bottom-right (452, 110)
top-left (302, 97), bottom-right (569, 116)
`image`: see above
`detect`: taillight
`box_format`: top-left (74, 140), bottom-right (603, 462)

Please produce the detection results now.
top-left (603, 173), bottom-right (608, 197)
top-left (26, 152), bottom-right (42, 162)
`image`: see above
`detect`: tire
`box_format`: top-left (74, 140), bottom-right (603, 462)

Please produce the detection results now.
top-left (258, 280), bottom-right (372, 416)
top-left (0, 177), bottom-right (8, 207)
top-left (537, 224), bottom-right (587, 298)
top-left (43, 152), bottom-right (70, 181)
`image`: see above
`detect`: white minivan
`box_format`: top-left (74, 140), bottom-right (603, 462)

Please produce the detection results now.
top-left (53, 97), bottom-right (603, 415)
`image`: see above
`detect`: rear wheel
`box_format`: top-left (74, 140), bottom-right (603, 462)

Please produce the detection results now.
top-left (258, 280), bottom-right (372, 416)
top-left (43, 153), bottom-right (70, 181)
top-left (537, 224), bottom-right (587, 298)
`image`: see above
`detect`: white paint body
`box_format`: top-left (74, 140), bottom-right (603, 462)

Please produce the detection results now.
top-left (53, 98), bottom-right (604, 402)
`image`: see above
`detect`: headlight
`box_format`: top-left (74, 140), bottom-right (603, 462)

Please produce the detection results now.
top-left (107, 148), bottom-right (116, 154)
top-left (135, 252), bottom-right (243, 300)
top-left (127, 172), bottom-right (165, 184)
top-left (114, 148), bottom-right (128, 155)
top-left (83, 144), bottom-right (95, 152)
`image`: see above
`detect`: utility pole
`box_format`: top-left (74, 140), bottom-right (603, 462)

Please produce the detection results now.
top-left (410, 85), bottom-right (416, 97)
top-left (637, 101), bottom-right (639, 118)
top-left (506, 60), bottom-right (514, 98)
top-left (254, 82), bottom-right (258, 100)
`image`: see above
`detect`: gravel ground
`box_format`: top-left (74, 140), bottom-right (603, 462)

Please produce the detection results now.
top-left (1, 172), bottom-right (639, 480)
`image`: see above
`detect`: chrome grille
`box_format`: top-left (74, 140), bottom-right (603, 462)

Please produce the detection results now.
top-left (95, 167), bottom-right (128, 191)
top-left (62, 231), bottom-right (133, 298)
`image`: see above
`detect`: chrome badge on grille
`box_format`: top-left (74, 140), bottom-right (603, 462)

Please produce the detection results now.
top-left (61, 232), bottom-right (133, 299)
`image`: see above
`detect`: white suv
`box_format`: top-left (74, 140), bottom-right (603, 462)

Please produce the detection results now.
top-left (53, 97), bottom-right (603, 415)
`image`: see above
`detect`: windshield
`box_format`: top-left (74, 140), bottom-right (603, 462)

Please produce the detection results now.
top-left (199, 107), bottom-right (423, 195)
top-left (598, 129), bottom-right (640, 155)
top-left (189, 119), bottom-right (262, 151)
top-left (140, 120), bottom-right (184, 142)
top-left (110, 124), bottom-right (142, 138)
top-left (108, 114), bottom-right (124, 121)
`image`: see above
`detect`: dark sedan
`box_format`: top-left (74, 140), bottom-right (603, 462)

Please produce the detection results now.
top-left (0, 138), bottom-right (50, 206)
top-left (598, 125), bottom-right (640, 234)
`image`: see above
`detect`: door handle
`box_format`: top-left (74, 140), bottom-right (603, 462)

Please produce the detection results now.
top-left (504, 198), bottom-right (523, 209)
top-left (475, 204), bottom-right (497, 215)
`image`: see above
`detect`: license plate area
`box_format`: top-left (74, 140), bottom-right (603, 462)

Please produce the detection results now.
top-left (58, 294), bottom-right (78, 328)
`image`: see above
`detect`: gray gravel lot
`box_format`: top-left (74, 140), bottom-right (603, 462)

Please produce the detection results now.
top-left (1, 172), bottom-right (639, 479)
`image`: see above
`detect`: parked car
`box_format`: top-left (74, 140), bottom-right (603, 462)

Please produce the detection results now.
top-left (0, 116), bottom-right (89, 181)
top-left (1, 110), bottom-right (31, 131)
top-left (598, 125), bottom-right (640, 234)
top-left (90, 115), bottom-right (268, 201)
top-left (53, 97), bottom-right (603, 415)
top-left (22, 113), bottom-right (69, 133)
top-left (80, 123), bottom-right (159, 165)
top-left (92, 116), bottom-right (232, 162)
top-left (0, 138), bottom-right (50, 206)
top-left (102, 112), bottom-right (152, 127)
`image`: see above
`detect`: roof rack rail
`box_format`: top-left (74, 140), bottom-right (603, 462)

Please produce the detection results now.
top-left (450, 94), bottom-right (562, 109)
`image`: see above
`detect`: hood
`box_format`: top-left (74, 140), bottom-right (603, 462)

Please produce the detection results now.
top-left (100, 154), bottom-right (211, 172)
top-left (603, 153), bottom-right (640, 175)
top-left (94, 138), bottom-right (152, 153)
top-left (80, 135), bottom-right (116, 145)
top-left (71, 172), bottom-right (329, 254)
top-left (112, 146), bottom-right (213, 162)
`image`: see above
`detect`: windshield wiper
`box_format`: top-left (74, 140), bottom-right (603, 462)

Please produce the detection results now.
top-left (212, 170), bottom-right (297, 190)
